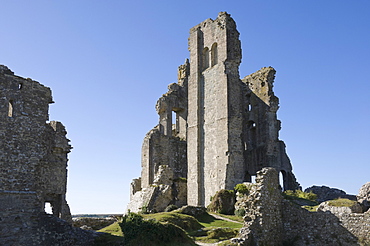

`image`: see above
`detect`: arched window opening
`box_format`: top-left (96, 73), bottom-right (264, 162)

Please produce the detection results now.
top-left (18, 83), bottom-right (23, 90)
top-left (8, 100), bottom-right (14, 117)
top-left (202, 47), bottom-right (209, 70)
top-left (211, 43), bottom-right (218, 66)
top-left (44, 202), bottom-right (52, 214)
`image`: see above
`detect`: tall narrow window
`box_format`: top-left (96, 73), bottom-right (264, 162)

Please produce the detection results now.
top-left (248, 121), bottom-right (257, 148)
top-left (280, 171), bottom-right (286, 191)
top-left (8, 100), bottom-right (13, 117)
top-left (202, 47), bottom-right (209, 70)
top-left (211, 43), bottom-right (218, 66)
top-left (172, 111), bottom-right (178, 135)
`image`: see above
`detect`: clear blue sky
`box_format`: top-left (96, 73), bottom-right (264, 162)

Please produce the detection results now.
top-left (1, 1), bottom-right (369, 214)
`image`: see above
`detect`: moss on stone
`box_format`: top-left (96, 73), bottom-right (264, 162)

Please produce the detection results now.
top-left (207, 189), bottom-right (235, 215)
top-left (327, 198), bottom-right (357, 207)
top-left (234, 183), bottom-right (249, 195)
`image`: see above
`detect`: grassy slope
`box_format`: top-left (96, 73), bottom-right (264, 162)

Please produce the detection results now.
top-left (143, 212), bottom-right (203, 232)
top-left (94, 211), bottom-right (243, 245)
top-left (196, 212), bottom-right (243, 229)
top-left (94, 222), bottom-right (124, 246)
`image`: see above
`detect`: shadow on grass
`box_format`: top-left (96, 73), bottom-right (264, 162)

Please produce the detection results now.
top-left (93, 232), bottom-right (125, 246)
top-left (195, 212), bottom-right (218, 224)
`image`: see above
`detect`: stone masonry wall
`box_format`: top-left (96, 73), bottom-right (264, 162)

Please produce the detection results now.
top-left (0, 65), bottom-right (91, 245)
top-left (129, 12), bottom-right (300, 211)
top-left (235, 167), bottom-right (368, 245)
top-left (187, 12), bottom-right (244, 207)
top-left (282, 201), bottom-right (360, 246)
top-left (128, 61), bottom-right (189, 213)
top-left (242, 67), bottom-right (300, 191)
top-left (237, 168), bottom-right (283, 245)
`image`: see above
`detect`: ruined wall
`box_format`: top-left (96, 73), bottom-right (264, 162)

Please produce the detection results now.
top-left (0, 65), bottom-right (83, 245)
top-left (127, 61), bottom-right (189, 213)
top-left (141, 128), bottom-right (187, 189)
top-left (282, 201), bottom-right (362, 245)
top-left (242, 67), bottom-right (300, 190)
top-left (187, 12), bottom-right (245, 207)
top-left (237, 168), bottom-right (284, 245)
top-left (141, 60), bottom-right (189, 189)
top-left (234, 167), bottom-right (368, 245)
top-left (129, 12), bottom-right (300, 211)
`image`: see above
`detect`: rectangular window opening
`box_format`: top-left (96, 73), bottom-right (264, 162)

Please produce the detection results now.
top-left (44, 202), bottom-right (52, 214)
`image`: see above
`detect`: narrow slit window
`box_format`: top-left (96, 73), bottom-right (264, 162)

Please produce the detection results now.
top-left (203, 47), bottom-right (209, 70)
top-left (211, 43), bottom-right (218, 66)
top-left (8, 100), bottom-right (14, 117)
top-left (172, 111), bottom-right (176, 126)
top-left (279, 171), bottom-right (284, 190)
top-left (18, 83), bottom-right (23, 90)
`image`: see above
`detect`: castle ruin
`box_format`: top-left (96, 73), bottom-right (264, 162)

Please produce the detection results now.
top-left (128, 12), bottom-right (300, 212)
top-left (0, 65), bottom-right (93, 245)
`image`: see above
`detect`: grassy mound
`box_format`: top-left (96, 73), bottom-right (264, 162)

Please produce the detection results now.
top-left (95, 210), bottom-right (242, 245)
top-left (143, 211), bottom-right (203, 232)
top-left (119, 212), bottom-right (196, 246)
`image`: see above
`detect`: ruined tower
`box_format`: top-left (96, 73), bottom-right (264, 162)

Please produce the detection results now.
top-left (0, 65), bottom-right (74, 245)
top-left (128, 12), bottom-right (300, 212)
top-left (187, 13), bottom-right (245, 206)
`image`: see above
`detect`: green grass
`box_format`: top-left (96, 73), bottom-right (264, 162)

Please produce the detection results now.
top-left (120, 212), bottom-right (196, 246)
top-left (284, 190), bottom-right (318, 202)
top-left (302, 205), bottom-right (319, 212)
top-left (209, 212), bottom-right (244, 223)
top-left (196, 212), bottom-right (243, 229)
top-left (327, 198), bottom-right (357, 207)
top-left (144, 211), bottom-right (242, 244)
top-left (190, 227), bottom-right (239, 243)
top-left (95, 211), bottom-right (242, 245)
top-left (97, 221), bottom-right (123, 236)
top-left (94, 222), bottom-right (124, 246)
top-left (143, 211), bottom-right (203, 232)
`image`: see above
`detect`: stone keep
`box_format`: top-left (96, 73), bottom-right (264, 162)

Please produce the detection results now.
top-left (128, 12), bottom-right (300, 211)
top-left (0, 65), bottom-right (73, 244)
